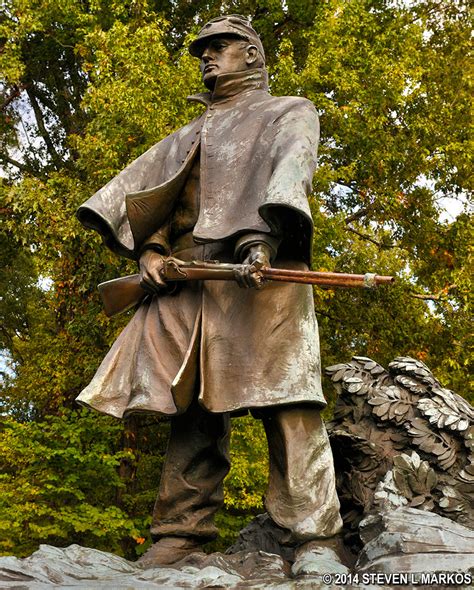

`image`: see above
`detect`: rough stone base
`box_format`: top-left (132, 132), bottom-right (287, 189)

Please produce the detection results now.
top-left (357, 507), bottom-right (474, 576)
top-left (0, 545), bottom-right (309, 589)
top-left (1, 508), bottom-right (473, 589)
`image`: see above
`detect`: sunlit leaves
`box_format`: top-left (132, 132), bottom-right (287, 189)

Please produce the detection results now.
top-left (74, 19), bottom-right (202, 184)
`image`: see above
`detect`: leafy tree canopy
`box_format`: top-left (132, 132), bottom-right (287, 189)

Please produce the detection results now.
top-left (0, 0), bottom-right (471, 557)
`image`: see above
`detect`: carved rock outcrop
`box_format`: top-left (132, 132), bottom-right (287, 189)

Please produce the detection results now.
top-left (326, 355), bottom-right (474, 546)
top-left (357, 507), bottom-right (474, 579)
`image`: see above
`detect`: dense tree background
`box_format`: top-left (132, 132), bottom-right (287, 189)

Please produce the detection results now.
top-left (0, 0), bottom-right (471, 557)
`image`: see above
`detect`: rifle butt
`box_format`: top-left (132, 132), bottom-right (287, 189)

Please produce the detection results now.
top-left (98, 274), bottom-right (145, 317)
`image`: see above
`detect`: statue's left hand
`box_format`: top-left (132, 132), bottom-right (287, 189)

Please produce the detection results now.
top-left (234, 243), bottom-right (271, 289)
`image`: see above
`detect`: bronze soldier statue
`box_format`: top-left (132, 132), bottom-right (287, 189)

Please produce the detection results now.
top-left (76, 15), bottom-right (344, 569)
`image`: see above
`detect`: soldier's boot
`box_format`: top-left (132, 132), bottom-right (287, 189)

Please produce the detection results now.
top-left (291, 535), bottom-right (353, 577)
top-left (138, 536), bottom-right (205, 568)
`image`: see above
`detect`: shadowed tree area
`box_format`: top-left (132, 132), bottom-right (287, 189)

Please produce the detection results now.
top-left (0, 0), bottom-right (471, 558)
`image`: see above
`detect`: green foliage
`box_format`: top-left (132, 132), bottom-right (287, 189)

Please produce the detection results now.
top-left (74, 19), bottom-right (201, 184)
top-left (225, 416), bottom-right (268, 512)
top-left (0, 410), bottom-right (139, 557)
top-left (0, 0), bottom-right (471, 558)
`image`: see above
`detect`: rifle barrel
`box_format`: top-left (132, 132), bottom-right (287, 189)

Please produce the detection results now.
top-left (261, 268), bottom-right (394, 288)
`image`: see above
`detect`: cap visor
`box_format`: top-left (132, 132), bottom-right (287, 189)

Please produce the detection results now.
top-left (189, 33), bottom-right (247, 57)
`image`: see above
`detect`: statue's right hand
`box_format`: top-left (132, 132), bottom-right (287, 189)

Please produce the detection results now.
top-left (139, 250), bottom-right (168, 295)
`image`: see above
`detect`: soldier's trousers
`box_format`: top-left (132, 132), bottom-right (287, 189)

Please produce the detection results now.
top-left (150, 399), bottom-right (343, 545)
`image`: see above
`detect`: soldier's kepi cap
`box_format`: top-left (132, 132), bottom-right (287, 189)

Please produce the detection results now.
top-left (189, 14), bottom-right (265, 63)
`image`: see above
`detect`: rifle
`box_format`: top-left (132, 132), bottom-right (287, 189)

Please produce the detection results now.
top-left (98, 259), bottom-right (394, 317)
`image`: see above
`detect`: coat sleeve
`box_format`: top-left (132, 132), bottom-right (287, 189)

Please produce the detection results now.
top-left (76, 116), bottom-right (202, 260)
top-left (76, 137), bottom-right (177, 259)
top-left (139, 224), bottom-right (171, 256)
top-left (233, 232), bottom-right (282, 262)
top-left (259, 99), bottom-right (319, 265)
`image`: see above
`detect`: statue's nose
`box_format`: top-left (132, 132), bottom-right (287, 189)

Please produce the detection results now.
top-left (201, 48), bottom-right (210, 60)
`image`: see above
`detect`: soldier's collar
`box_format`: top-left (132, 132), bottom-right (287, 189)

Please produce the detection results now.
top-left (187, 68), bottom-right (269, 106)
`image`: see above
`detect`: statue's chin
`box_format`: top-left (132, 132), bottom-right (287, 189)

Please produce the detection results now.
top-left (202, 73), bottom-right (217, 91)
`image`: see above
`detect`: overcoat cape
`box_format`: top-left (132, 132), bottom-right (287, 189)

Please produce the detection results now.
top-left (76, 69), bottom-right (326, 418)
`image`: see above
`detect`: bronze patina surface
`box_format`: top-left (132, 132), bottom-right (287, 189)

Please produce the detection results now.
top-left (76, 14), bottom-right (343, 566)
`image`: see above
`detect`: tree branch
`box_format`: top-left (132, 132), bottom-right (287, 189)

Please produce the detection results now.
top-left (0, 326), bottom-right (25, 364)
top-left (345, 208), bottom-right (369, 224)
top-left (410, 285), bottom-right (457, 301)
top-left (345, 225), bottom-right (396, 249)
top-left (26, 87), bottom-right (63, 170)
top-left (28, 85), bottom-right (58, 119)
top-left (273, 15), bottom-right (293, 36)
top-left (0, 153), bottom-right (30, 174)
top-left (336, 181), bottom-right (357, 192)
top-left (411, 294), bottom-right (440, 301)
top-left (1, 84), bottom-right (27, 112)
top-left (314, 308), bottom-right (340, 322)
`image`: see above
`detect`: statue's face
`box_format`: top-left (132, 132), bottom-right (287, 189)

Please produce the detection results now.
top-left (200, 36), bottom-right (254, 90)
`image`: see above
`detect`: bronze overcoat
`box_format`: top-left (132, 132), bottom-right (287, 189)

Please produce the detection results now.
top-left (76, 70), bottom-right (326, 418)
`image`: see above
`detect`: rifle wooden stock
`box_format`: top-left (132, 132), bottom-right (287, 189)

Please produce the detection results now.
top-left (98, 274), bottom-right (146, 318)
top-left (98, 260), bottom-right (394, 317)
